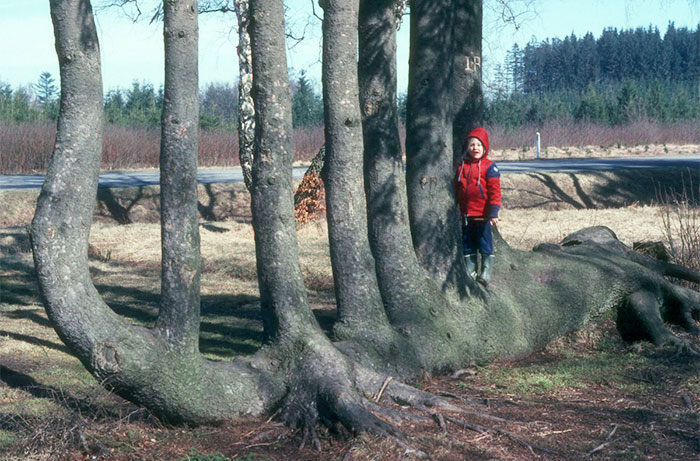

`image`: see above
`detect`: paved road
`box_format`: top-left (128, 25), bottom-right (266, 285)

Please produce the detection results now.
top-left (1, 156), bottom-right (698, 190)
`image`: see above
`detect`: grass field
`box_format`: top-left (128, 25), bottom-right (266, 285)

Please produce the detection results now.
top-left (1, 166), bottom-right (698, 460)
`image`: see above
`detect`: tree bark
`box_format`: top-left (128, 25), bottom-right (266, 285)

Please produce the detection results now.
top-left (451, 0), bottom-right (484, 159)
top-left (320, 0), bottom-right (394, 345)
top-left (248, 0), bottom-right (320, 341)
top-left (31, 0), bottom-right (700, 434)
top-left (32, 0), bottom-right (283, 425)
top-left (405, 0), bottom-right (462, 281)
top-left (234, 0), bottom-right (255, 191)
top-left (157, 0), bottom-right (201, 352)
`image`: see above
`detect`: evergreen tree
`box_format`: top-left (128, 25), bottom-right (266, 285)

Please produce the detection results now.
top-left (291, 70), bottom-right (322, 128)
top-left (200, 82), bottom-right (238, 130)
top-left (34, 71), bottom-right (59, 120)
top-left (34, 72), bottom-right (57, 106)
top-left (124, 81), bottom-right (160, 126)
top-left (104, 89), bottom-right (126, 125)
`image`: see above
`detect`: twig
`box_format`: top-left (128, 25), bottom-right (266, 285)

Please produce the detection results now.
top-left (373, 376), bottom-right (393, 402)
top-left (265, 407), bottom-right (281, 424)
top-left (445, 416), bottom-right (567, 457)
top-left (341, 442), bottom-right (356, 461)
top-left (432, 412), bottom-right (448, 435)
top-left (587, 424), bottom-right (619, 456)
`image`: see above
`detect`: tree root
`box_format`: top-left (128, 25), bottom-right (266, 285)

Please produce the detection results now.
top-left (559, 226), bottom-right (700, 351)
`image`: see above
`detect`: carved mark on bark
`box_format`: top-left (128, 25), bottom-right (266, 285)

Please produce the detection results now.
top-left (419, 177), bottom-right (438, 195)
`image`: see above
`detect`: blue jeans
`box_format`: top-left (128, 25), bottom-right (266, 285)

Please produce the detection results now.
top-left (462, 218), bottom-right (493, 255)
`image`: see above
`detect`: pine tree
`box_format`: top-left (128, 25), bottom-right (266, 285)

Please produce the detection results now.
top-left (291, 70), bottom-right (322, 128)
top-left (34, 71), bottom-right (57, 106)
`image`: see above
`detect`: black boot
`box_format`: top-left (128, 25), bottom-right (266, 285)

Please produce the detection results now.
top-left (477, 254), bottom-right (494, 286)
top-left (465, 253), bottom-right (477, 279)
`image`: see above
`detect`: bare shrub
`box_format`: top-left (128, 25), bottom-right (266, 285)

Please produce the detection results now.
top-left (2, 119), bottom-right (697, 174)
top-left (293, 125), bottom-right (324, 163)
top-left (657, 173), bottom-right (699, 289)
top-left (0, 122), bottom-right (55, 173)
top-left (199, 129), bottom-right (239, 167)
top-left (103, 125), bottom-right (159, 170)
top-left (488, 120), bottom-right (700, 151)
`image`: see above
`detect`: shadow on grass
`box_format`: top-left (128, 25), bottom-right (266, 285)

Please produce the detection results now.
top-left (94, 183), bottom-right (252, 225)
top-left (504, 167), bottom-right (699, 210)
top-left (0, 330), bottom-right (69, 354)
top-left (0, 365), bottom-right (151, 427)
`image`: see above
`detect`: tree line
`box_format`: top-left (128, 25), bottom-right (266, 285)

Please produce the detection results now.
top-left (0, 72), bottom-right (322, 130)
top-left (487, 23), bottom-right (700, 127)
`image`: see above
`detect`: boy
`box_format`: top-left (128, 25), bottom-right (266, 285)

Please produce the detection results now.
top-left (454, 128), bottom-right (501, 286)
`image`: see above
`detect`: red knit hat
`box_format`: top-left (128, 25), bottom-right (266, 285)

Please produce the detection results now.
top-left (464, 128), bottom-right (489, 156)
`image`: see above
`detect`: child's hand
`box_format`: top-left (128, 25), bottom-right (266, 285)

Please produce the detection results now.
top-left (490, 217), bottom-right (499, 226)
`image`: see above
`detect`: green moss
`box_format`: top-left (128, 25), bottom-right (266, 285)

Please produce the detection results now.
top-left (474, 350), bottom-right (654, 396)
top-left (0, 429), bottom-right (20, 449)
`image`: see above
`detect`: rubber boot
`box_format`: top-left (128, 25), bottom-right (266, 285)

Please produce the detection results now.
top-left (477, 254), bottom-right (494, 286)
top-left (465, 254), bottom-right (478, 279)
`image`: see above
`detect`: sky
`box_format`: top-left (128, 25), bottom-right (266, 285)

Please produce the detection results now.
top-left (0, 0), bottom-right (698, 95)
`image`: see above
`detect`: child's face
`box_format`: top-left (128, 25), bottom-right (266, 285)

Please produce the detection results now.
top-left (467, 138), bottom-right (484, 159)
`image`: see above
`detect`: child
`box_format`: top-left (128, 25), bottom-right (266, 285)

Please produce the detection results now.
top-left (454, 128), bottom-right (501, 286)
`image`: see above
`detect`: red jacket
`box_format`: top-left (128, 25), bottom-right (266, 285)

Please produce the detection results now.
top-left (455, 155), bottom-right (501, 218)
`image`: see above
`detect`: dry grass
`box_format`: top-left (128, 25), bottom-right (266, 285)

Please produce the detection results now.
top-left (499, 205), bottom-right (669, 251)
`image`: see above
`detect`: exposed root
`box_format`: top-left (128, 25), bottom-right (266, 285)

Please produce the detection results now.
top-left (299, 425), bottom-right (322, 451)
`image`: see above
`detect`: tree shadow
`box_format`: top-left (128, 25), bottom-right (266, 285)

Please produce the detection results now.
top-left (505, 168), bottom-right (699, 210)
top-left (96, 186), bottom-right (145, 224)
top-left (526, 172), bottom-right (595, 209)
top-left (590, 168), bottom-right (699, 208)
top-left (0, 365), bottom-right (150, 424)
top-left (0, 330), bottom-right (70, 354)
top-left (2, 308), bottom-right (52, 328)
top-left (93, 183), bottom-right (252, 225)
top-left (197, 183), bottom-right (219, 221)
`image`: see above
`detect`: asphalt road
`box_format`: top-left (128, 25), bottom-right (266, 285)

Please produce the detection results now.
top-left (1, 156), bottom-right (698, 190)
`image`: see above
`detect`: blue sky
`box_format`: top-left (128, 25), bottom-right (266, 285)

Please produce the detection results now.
top-left (1, 0), bottom-right (698, 94)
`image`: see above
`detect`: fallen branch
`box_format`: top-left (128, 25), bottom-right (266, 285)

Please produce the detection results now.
top-left (587, 423), bottom-right (619, 456)
top-left (445, 415), bottom-right (567, 457)
top-left (373, 376), bottom-right (393, 402)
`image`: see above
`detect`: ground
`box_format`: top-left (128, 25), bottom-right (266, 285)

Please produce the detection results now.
top-left (1, 166), bottom-right (698, 460)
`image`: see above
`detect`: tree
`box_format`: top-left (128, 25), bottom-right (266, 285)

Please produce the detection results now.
top-left (291, 70), bottom-right (322, 128)
top-left (200, 82), bottom-right (239, 129)
top-left (34, 71), bottom-right (59, 119)
top-left (32, 0), bottom-right (700, 446)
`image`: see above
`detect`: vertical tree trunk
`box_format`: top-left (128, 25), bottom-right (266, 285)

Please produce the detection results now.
top-left (405, 0), bottom-right (462, 281)
top-left (451, 0), bottom-right (483, 161)
top-left (157, 0), bottom-right (202, 353)
top-left (359, 0), bottom-right (454, 328)
top-left (249, 0), bottom-right (320, 341)
top-left (234, 0), bottom-right (255, 191)
top-left (320, 0), bottom-right (394, 343)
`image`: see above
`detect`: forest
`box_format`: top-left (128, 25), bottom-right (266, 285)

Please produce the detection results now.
top-left (488, 23), bottom-right (700, 126)
top-left (1, 24), bottom-right (698, 131)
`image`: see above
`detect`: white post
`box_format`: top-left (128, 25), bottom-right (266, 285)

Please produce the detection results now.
top-left (536, 132), bottom-right (541, 159)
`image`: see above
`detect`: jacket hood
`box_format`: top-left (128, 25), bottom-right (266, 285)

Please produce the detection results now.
top-left (463, 128), bottom-right (489, 159)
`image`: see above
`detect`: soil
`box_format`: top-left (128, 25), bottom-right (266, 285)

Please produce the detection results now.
top-left (8, 322), bottom-right (694, 461)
